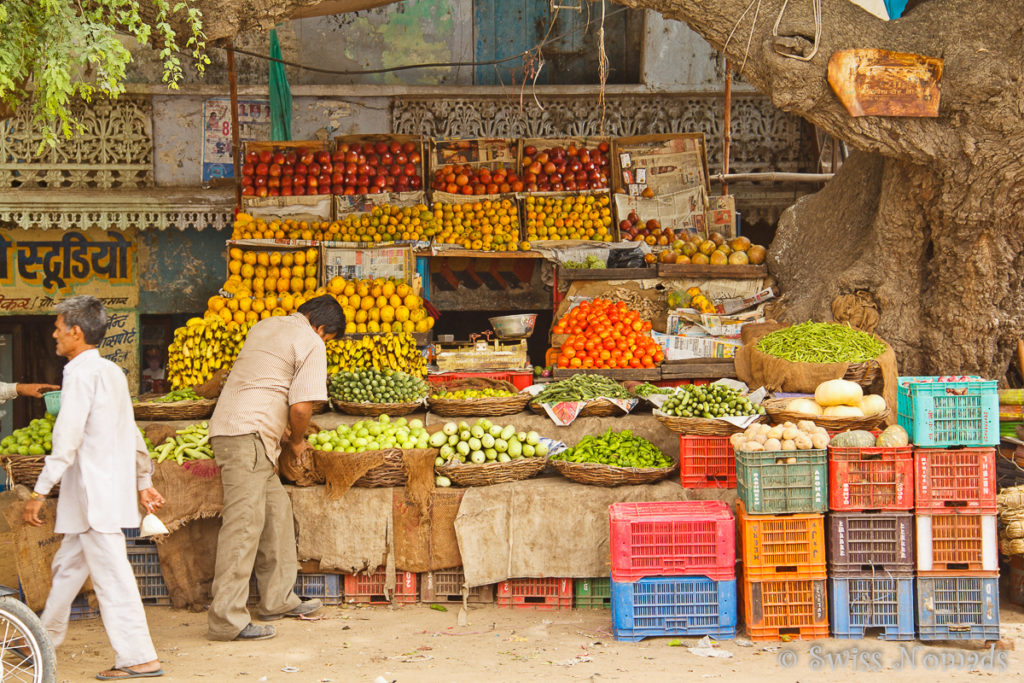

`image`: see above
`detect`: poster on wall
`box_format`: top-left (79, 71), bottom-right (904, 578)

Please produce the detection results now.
top-left (202, 97), bottom-right (272, 182)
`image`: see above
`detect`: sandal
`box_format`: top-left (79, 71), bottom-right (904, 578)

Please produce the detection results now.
top-left (95, 666), bottom-right (164, 680)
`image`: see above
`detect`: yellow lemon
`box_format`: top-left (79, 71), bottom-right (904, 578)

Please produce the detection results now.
top-left (208, 296), bottom-right (226, 312)
top-left (233, 310), bottom-right (246, 325)
top-left (404, 294), bottom-right (420, 309)
top-left (409, 308), bottom-right (425, 323)
top-left (264, 296), bottom-right (278, 311)
top-left (344, 322), bottom-right (356, 334)
top-left (388, 294), bottom-right (403, 309)
top-left (294, 251), bottom-right (306, 267)
top-left (415, 319), bottom-right (430, 333)
top-left (269, 251), bottom-right (282, 266)
top-left (281, 252), bottom-right (294, 268)
top-left (380, 305), bottom-right (396, 323)
top-left (251, 299), bottom-right (266, 314)
top-left (382, 281), bottom-right (396, 298)
top-left (260, 309), bottom-right (271, 320)
top-left (293, 296), bottom-right (306, 310)
top-left (402, 320), bottom-right (415, 334)
top-left (395, 306), bottom-right (410, 322)
top-left (272, 307), bottom-right (286, 317)
top-left (268, 266), bottom-right (280, 279)
top-left (354, 309), bottom-right (368, 324)
top-left (370, 284), bottom-right (383, 298)
top-left (369, 308), bottom-right (380, 323)
top-left (245, 311), bottom-right (259, 323)
top-left (256, 251), bottom-right (270, 267)
top-left (276, 278), bottom-right (290, 293)
top-left (238, 297), bottom-right (252, 312)
top-left (281, 294), bottom-right (295, 311)
top-left (343, 283), bottom-right (356, 297)
top-left (367, 321), bottom-right (381, 334)
top-left (228, 260), bottom-right (242, 275)
top-left (218, 308), bottom-right (232, 324)
top-left (356, 323), bottom-right (367, 334)
top-left (305, 264), bottom-right (317, 278)
top-left (328, 277), bottom-right (345, 295)
top-left (229, 247), bottom-right (243, 261)
top-left (243, 251), bottom-right (257, 266)
top-left (343, 306), bottom-right (356, 321)
top-left (240, 263), bottom-right (255, 279)
top-left (305, 248), bottom-right (318, 264)
top-left (226, 298), bottom-right (239, 312)
top-left (304, 276), bottom-right (317, 291)
top-left (356, 283), bottom-right (370, 297)
top-left (396, 283), bottom-right (411, 298)
top-left (391, 321), bottom-right (404, 334)
top-left (360, 296), bottom-right (374, 311)
top-left (264, 277), bottom-right (277, 293)
top-left (348, 294), bottom-right (362, 309)
top-left (290, 277), bottom-right (304, 292)
top-left (279, 266), bottom-right (291, 281)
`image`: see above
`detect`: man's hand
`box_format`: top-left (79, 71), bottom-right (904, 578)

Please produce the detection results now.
top-left (17, 383), bottom-right (60, 399)
top-left (139, 487), bottom-right (165, 514)
top-left (287, 436), bottom-right (311, 460)
top-left (23, 499), bottom-right (45, 526)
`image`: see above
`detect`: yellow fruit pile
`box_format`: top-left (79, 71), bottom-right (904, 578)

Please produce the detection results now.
top-left (325, 276), bottom-right (435, 335)
top-left (216, 246), bottom-right (322, 322)
top-left (523, 194), bottom-right (614, 242)
top-left (167, 316), bottom-right (252, 389)
top-left (326, 333), bottom-right (426, 377)
top-left (231, 213), bottom-right (321, 241)
top-left (316, 204), bottom-right (438, 243)
top-left (432, 199), bottom-right (523, 251)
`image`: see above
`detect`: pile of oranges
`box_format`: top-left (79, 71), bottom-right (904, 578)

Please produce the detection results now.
top-left (523, 194), bottom-right (614, 242)
top-left (231, 213), bottom-right (320, 241)
top-left (320, 204), bottom-right (438, 243)
top-left (325, 276), bottom-right (435, 335)
top-left (213, 246), bottom-right (322, 324)
top-left (551, 299), bottom-right (664, 369)
top-left (432, 199), bottom-right (526, 251)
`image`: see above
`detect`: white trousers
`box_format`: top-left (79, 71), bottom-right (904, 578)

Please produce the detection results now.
top-left (41, 529), bottom-right (158, 669)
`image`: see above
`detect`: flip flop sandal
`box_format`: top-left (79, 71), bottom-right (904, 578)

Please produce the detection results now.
top-left (95, 666), bottom-right (165, 680)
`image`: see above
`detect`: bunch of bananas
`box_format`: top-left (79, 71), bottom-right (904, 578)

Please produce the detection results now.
top-left (326, 333), bottom-right (426, 378)
top-left (167, 316), bottom-right (252, 389)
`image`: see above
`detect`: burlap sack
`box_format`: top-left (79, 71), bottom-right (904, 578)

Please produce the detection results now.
top-left (143, 423), bottom-right (177, 448)
top-left (278, 422), bottom-right (324, 487)
top-left (288, 485), bottom-right (391, 573)
top-left (155, 517), bottom-right (220, 611)
top-left (193, 368), bottom-right (230, 399)
top-left (393, 488), bottom-right (464, 572)
top-left (151, 460), bottom-right (223, 534)
top-left (313, 450), bottom-right (384, 499)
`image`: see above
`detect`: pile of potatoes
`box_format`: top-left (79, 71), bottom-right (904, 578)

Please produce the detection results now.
top-left (731, 420), bottom-right (830, 453)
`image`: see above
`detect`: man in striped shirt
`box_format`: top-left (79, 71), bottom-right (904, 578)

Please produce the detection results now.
top-left (207, 295), bottom-right (345, 642)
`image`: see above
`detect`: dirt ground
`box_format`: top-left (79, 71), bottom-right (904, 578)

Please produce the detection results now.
top-left (53, 599), bottom-right (1024, 682)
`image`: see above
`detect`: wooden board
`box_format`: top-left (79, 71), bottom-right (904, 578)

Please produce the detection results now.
top-left (556, 266), bottom-right (657, 281)
top-left (415, 249), bottom-right (543, 260)
top-left (657, 263), bottom-right (767, 280)
top-left (828, 49), bottom-right (943, 118)
top-left (552, 367), bottom-right (661, 381)
top-left (660, 358), bottom-right (738, 380)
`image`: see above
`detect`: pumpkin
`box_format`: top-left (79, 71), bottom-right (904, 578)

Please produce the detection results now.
top-left (876, 424), bottom-right (910, 448)
top-left (823, 405), bottom-right (864, 418)
top-left (830, 430), bottom-right (876, 448)
top-left (859, 394), bottom-right (887, 416)
top-left (787, 398), bottom-right (823, 416)
top-left (815, 379), bottom-right (864, 407)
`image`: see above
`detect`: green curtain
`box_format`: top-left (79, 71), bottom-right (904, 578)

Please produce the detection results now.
top-left (269, 28), bottom-right (292, 141)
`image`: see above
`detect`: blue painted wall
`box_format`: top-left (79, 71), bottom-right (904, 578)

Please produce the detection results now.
top-left (137, 228), bottom-right (229, 314)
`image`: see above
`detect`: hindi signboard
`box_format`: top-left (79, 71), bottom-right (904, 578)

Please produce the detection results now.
top-left (98, 311), bottom-right (140, 390)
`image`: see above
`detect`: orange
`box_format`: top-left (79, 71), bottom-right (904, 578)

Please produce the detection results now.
top-left (243, 251), bottom-right (257, 266)
top-left (304, 277), bottom-right (317, 291)
top-left (269, 251), bottom-right (282, 266)
top-left (256, 252), bottom-right (270, 267)
top-left (281, 253), bottom-right (294, 268)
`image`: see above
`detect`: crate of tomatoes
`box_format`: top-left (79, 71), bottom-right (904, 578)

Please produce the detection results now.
top-left (551, 298), bottom-right (664, 370)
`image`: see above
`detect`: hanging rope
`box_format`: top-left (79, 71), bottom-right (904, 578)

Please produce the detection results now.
top-left (772, 0), bottom-right (823, 61)
top-left (597, 0), bottom-right (609, 135)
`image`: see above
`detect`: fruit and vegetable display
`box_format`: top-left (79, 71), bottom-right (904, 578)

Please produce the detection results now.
top-left (830, 425), bottom-right (910, 449)
top-left (659, 383), bottom-right (765, 418)
top-left (149, 422), bottom-right (213, 464)
top-left (431, 388), bottom-right (517, 399)
top-left (1, 415), bottom-right (54, 455)
top-left (531, 373), bottom-right (632, 404)
top-left (137, 387), bottom-right (202, 403)
top-left (432, 199), bottom-right (523, 251)
top-left (325, 276), bottom-right (434, 335)
top-left (731, 421), bottom-right (829, 453)
top-left (431, 164), bottom-right (522, 195)
top-left (521, 142), bottom-right (611, 191)
top-left (167, 317), bottom-right (251, 389)
top-left (563, 254), bottom-right (606, 269)
top-left (317, 204), bottom-right (438, 243)
top-left (618, 211), bottom-right (678, 246)
top-left (756, 321), bottom-right (886, 363)
top-left (554, 428), bottom-right (672, 469)
top-left (666, 286), bottom-right (716, 315)
top-left (551, 299), bottom-right (663, 369)
top-left (330, 140), bottom-right (424, 195)
top-left (523, 194), bottom-right (614, 242)
top-left (328, 368), bottom-right (428, 404)
top-left (431, 418), bottom-right (547, 464)
top-left (629, 382), bottom-right (675, 399)
top-left (656, 231), bottom-right (767, 266)
top-left (783, 379), bottom-right (887, 418)
top-left (325, 333), bottom-right (426, 377)
top-left (240, 145), bottom-right (332, 198)
top-left (309, 415), bottom-right (430, 453)
top-left (220, 243), bottom-right (321, 322)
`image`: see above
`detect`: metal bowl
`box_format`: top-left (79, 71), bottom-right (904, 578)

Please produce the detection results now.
top-left (489, 314), bottom-right (537, 340)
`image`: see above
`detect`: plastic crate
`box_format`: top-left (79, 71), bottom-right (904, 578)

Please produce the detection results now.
top-left (611, 576), bottom-right (737, 642)
top-left (735, 448), bottom-right (828, 514)
top-left (916, 512), bottom-right (998, 573)
top-left (122, 527), bottom-right (154, 546)
top-left (127, 546), bottom-right (161, 579)
top-left (344, 570), bottom-right (417, 605)
top-left (916, 575), bottom-right (1000, 641)
top-left (679, 435), bottom-right (736, 488)
top-left (70, 594), bottom-right (99, 621)
top-left (829, 574), bottom-right (915, 640)
top-left (827, 511), bottom-right (914, 573)
top-left (914, 447), bottom-right (997, 512)
top-left (426, 371), bottom-right (534, 391)
top-left (897, 376), bottom-right (999, 447)
top-left (828, 443), bottom-right (914, 511)
top-left (609, 501), bottom-right (736, 582)
top-left (736, 500), bottom-right (825, 579)
top-left (420, 568), bottom-right (494, 604)
top-left (742, 576), bottom-right (829, 641)
top-left (496, 578), bottom-right (573, 610)
top-left (574, 577), bottom-right (612, 609)
top-left (294, 573), bottom-right (344, 606)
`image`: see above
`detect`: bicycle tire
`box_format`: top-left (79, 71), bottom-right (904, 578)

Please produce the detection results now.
top-left (0, 595), bottom-right (57, 683)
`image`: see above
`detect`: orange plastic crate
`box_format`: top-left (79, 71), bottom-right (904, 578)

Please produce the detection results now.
top-left (742, 576), bottom-right (829, 641)
top-left (736, 500), bottom-right (825, 580)
top-left (496, 578), bottom-right (573, 610)
top-left (343, 569), bottom-right (418, 605)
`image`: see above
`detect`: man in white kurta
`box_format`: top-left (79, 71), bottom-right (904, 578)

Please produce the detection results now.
top-left (0, 381), bottom-right (61, 404)
top-left (23, 295), bottom-right (166, 681)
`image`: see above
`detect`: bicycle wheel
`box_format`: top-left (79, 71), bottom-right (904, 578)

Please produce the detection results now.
top-left (0, 596), bottom-right (56, 683)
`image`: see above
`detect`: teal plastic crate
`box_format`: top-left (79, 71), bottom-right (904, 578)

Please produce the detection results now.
top-left (735, 449), bottom-right (827, 514)
top-left (574, 577), bottom-right (611, 609)
top-left (897, 376), bottom-right (998, 447)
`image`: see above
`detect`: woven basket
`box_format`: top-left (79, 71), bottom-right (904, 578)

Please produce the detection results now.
top-left (762, 398), bottom-right (889, 431)
top-left (132, 395), bottom-right (217, 421)
top-left (311, 447), bottom-right (406, 487)
top-left (843, 360), bottom-right (881, 388)
top-left (654, 411), bottom-right (764, 435)
top-left (1, 454), bottom-right (58, 496)
top-left (330, 399), bottom-right (423, 417)
top-left (428, 393), bottom-right (531, 417)
top-left (530, 397), bottom-right (625, 418)
top-left (549, 457), bottom-right (678, 487)
top-left (435, 456), bottom-right (547, 487)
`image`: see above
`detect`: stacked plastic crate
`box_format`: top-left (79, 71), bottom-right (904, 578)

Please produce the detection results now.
top-left (678, 435), bottom-right (736, 489)
top-left (735, 436), bottom-right (829, 641)
top-left (899, 376), bottom-right (1000, 641)
top-left (826, 433), bottom-right (915, 640)
top-left (608, 501), bottom-right (737, 642)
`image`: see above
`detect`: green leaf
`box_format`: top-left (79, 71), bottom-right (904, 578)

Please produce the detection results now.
top-left (429, 604), bottom-right (448, 612)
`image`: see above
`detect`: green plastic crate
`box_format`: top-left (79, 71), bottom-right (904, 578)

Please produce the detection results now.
top-left (575, 577), bottom-right (611, 609)
top-left (735, 448), bottom-right (827, 514)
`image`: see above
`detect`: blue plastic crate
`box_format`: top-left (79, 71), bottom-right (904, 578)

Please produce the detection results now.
top-left (897, 376), bottom-right (998, 447)
top-left (122, 527), bottom-right (153, 546)
top-left (916, 575), bottom-right (1000, 641)
top-left (127, 547), bottom-right (161, 578)
top-left (294, 573), bottom-right (343, 606)
top-left (70, 594), bottom-right (99, 621)
top-left (829, 574), bottom-right (915, 640)
top-left (611, 576), bottom-right (737, 642)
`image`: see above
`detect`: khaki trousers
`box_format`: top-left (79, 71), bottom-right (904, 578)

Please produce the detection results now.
top-left (207, 434), bottom-right (300, 640)
top-left (42, 529), bottom-right (158, 669)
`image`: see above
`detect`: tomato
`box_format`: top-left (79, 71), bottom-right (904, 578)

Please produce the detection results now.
top-left (654, 350), bottom-right (665, 363)
top-left (607, 358), bottom-right (619, 368)
top-left (569, 357), bottom-right (582, 368)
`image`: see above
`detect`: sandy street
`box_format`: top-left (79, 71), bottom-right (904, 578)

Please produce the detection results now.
top-left (50, 599), bottom-right (1024, 682)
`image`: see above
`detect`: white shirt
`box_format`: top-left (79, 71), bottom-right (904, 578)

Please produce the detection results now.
top-left (34, 349), bottom-right (154, 534)
top-left (0, 382), bottom-right (16, 405)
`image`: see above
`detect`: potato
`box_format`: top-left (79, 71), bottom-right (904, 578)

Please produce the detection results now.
top-left (730, 432), bottom-right (746, 449)
top-left (743, 442), bottom-right (764, 452)
top-left (810, 432), bottom-right (830, 450)
top-left (764, 438), bottom-right (782, 451)
top-left (766, 426), bottom-right (784, 440)
top-left (781, 439), bottom-right (797, 451)
top-left (782, 427), bottom-right (800, 441)
top-left (794, 434), bottom-right (813, 450)
top-left (797, 420), bottom-right (817, 433)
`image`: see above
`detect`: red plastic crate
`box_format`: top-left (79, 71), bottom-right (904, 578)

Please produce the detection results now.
top-left (742, 576), bottom-right (829, 641)
top-left (828, 443), bottom-right (914, 511)
top-left (736, 500), bottom-right (826, 580)
top-left (497, 578), bottom-right (573, 610)
top-left (916, 511), bottom-right (998, 573)
top-left (679, 435), bottom-right (736, 488)
top-left (343, 569), bottom-right (418, 605)
top-left (609, 501), bottom-right (736, 582)
top-left (915, 447), bottom-right (997, 512)
top-left (652, 379), bottom-right (711, 387)
top-left (426, 371), bottom-right (533, 391)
